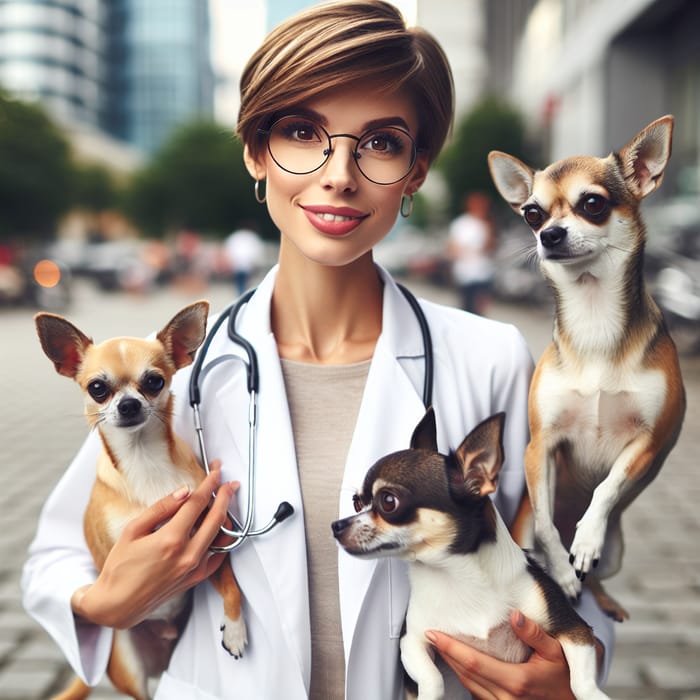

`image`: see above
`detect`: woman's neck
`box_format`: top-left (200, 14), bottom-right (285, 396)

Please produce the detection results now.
top-left (271, 248), bottom-right (383, 365)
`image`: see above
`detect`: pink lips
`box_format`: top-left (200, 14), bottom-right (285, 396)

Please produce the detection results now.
top-left (301, 205), bottom-right (368, 237)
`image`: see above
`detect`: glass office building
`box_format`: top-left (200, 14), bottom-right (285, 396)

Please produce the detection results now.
top-left (0, 0), bottom-right (103, 127)
top-left (0, 0), bottom-right (214, 154)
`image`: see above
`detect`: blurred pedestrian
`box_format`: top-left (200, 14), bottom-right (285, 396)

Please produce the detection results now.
top-left (447, 191), bottom-right (497, 315)
top-left (223, 224), bottom-right (264, 295)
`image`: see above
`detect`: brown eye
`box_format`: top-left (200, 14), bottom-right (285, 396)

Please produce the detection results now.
top-left (580, 194), bottom-right (608, 218)
top-left (87, 379), bottom-right (110, 403)
top-left (142, 373), bottom-right (165, 395)
top-left (523, 205), bottom-right (544, 229)
top-left (378, 490), bottom-right (398, 514)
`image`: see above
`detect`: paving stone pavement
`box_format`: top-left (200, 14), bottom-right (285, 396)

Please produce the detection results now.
top-left (1, 278), bottom-right (698, 699)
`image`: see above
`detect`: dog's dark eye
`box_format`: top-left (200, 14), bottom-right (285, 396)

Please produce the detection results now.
top-left (579, 194), bottom-right (609, 219)
top-left (377, 489), bottom-right (399, 514)
top-left (87, 379), bottom-right (110, 403)
top-left (522, 205), bottom-right (545, 229)
top-left (142, 373), bottom-right (165, 395)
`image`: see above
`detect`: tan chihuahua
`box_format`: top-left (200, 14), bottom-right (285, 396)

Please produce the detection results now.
top-left (488, 116), bottom-right (686, 622)
top-left (35, 301), bottom-right (246, 700)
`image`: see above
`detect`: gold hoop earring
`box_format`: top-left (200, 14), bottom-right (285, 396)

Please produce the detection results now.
top-left (400, 194), bottom-right (414, 218)
top-left (254, 179), bottom-right (266, 204)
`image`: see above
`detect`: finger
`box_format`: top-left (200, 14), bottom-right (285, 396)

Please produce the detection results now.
top-left (125, 483), bottom-right (193, 537)
top-left (187, 479), bottom-right (236, 554)
top-left (426, 631), bottom-right (511, 698)
top-left (510, 610), bottom-right (564, 662)
top-left (168, 468), bottom-right (223, 531)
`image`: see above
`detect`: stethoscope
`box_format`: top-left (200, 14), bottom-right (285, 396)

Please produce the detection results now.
top-left (189, 283), bottom-right (433, 551)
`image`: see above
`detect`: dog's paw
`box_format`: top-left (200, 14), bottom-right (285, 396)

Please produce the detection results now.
top-left (569, 519), bottom-right (605, 579)
top-left (220, 616), bottom-right (247, 659)
top-left (548, 552), bottom-right (582, 601)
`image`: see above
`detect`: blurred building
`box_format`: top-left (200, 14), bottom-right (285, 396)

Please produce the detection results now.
top-left (489, 0), bottom-right (700, 197)
top-left (0, 0), bottom-right (214, 156)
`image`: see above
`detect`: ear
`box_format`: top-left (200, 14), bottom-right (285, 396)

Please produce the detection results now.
top-left (618, 115), bottom-right (673, 200)
top-left (488, 151), bottom-right (535, 212)
top-left (157, 300), bottom-right (210, 369)
top-left (409, 406), bottom-right (438, 452)
top-left (243, 144), bottom-right (267, 180)
top-left (404, 152), bottom-right (430, 196)
top-left (35, 313), bottom-right (92, 379)
top-left (451, 413), bottom-right (505, 500)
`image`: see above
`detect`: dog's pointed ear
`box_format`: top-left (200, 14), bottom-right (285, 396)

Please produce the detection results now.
top-left (410, 406), bottom-right (438, 452)
top-left (618, 115), bottom-right (673, 200)
top-left (157, 300), bottom-right (210, 369)
top-left (35, 313), bottom-right (93, 378)
top-left (488, 151), bottom-right (535, 212)
top-left (451, 413), bottom-right (505, 499)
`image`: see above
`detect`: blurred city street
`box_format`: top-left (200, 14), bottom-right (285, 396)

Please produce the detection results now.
top-left (0, 276), bottom-right (699, 699)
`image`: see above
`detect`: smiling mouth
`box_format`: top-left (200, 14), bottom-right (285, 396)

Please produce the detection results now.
top-left (315, 212), bottom-right (360, 223)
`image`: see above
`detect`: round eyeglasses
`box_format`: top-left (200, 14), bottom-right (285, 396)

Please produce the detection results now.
top-left (258, 115), bottom-right (418, 185)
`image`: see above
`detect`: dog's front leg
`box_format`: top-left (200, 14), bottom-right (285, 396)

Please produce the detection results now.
top-left (209, 559), bottom-right (247, 658)
top-left (526, 439), bottom-right (582, 600)
top-left (401, 632), bottom-right (444, 700)
top-left (569, 435), bottom-right (654, 579)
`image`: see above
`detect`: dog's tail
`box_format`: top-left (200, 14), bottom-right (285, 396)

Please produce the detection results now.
top-left (51, 675), bottom-right (91, 700)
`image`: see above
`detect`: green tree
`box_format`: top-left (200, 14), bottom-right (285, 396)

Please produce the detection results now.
top-left (125, 121), bottom-right (267, 239)
top-left (0, 92), bottom-right (74, 239)
top-left (438, 96), bottom-right (530, 219)
top-left (72, 162), bottom-right (120, 213)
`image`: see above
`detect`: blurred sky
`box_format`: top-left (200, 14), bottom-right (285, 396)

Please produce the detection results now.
top-left (209, 0), bottom-right (417, 126)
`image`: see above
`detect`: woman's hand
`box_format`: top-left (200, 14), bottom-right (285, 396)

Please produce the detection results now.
top-left (426, 611), bottom-right (577, 700)
top-left (72, 463), bottom-right (237, 630)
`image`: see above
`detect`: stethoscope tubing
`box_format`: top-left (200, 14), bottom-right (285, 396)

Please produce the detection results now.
top-left (189, 282), bottom-right (432, 551)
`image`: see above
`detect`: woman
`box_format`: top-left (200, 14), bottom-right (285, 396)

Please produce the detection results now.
top-left (22, 2), bottom-right (613, 698)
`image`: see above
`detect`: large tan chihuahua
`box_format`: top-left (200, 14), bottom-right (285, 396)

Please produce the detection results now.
top-left (488, 116), bottom-right (686, 622)
top-left (36, 301), bottom-right (246, 700)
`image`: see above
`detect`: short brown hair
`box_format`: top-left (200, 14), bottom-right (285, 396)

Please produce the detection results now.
top-left (237, 0), bottom-right (454, 166)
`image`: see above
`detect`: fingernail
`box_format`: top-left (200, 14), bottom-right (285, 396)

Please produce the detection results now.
top-left (515, 611), bottom-right (525, 628)
top-left (425, 631), bottom-right (438, 645)
top-left (172, 485), bottom-right (191, 501)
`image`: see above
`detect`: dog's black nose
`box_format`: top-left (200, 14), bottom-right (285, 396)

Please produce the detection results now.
top-left (331, 517), bottom-right (350, 537)
top-left (118, 398), bottom-right (142, 419)
top-left (540, 226), bottom-right (567, 248)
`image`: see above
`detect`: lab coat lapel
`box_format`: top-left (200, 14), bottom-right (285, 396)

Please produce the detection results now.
top-left (339, 271), bottom-right (428, 660)
top-left (211, 268), bottom-right (311, 685)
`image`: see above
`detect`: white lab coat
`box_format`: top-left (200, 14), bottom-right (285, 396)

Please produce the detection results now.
top-left (22, 266), bottom-right (613, 699)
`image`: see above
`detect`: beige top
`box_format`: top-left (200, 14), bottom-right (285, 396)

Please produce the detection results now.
top-left (280, 358), bottom-right (371, 700)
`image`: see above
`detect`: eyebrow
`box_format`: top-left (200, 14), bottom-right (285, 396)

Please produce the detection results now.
top-left (285, 107), bottom-right (411, 133)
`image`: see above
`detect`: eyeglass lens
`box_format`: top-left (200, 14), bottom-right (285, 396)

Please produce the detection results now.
top-left (265, 115), bottom-right (416, 185)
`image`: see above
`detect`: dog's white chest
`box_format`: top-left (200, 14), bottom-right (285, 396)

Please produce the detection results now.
top-left (536, 359), bottom-right (665, 469)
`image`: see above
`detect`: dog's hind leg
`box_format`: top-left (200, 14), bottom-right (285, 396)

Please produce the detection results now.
top-left (210, 560), bottom-right (248, 658)
top-left (108, 630), bottom-right (150, 700)
top-left (585, 576), bottom-right (629, 622)
top-left (558, 637), bottom-right (610, 700)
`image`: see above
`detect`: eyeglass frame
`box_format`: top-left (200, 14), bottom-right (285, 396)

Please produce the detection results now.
top-left (257, 115), bottom-right (420, 186)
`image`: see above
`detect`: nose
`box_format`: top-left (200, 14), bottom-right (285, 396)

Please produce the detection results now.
top-left (118, 397), bottom-right (142, 419)
top-left (540, 226), bottom-right (567, 249)
top-left (320, 142), bottom-right (359, 191)
top-left (331, 516), bottom-right (351, 537)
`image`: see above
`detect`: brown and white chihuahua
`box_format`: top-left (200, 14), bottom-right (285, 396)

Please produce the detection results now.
top-left (35, 301), bottom-right (246, 700)
top-left (488, 115), bottom-right (686, 621)
top-left (332, 409), bottom-right (609, 700)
